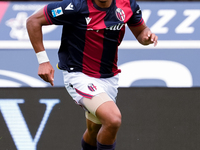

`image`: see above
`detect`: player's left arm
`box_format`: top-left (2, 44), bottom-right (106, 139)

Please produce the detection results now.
top-left (128, 22), bottom-right (158, 47)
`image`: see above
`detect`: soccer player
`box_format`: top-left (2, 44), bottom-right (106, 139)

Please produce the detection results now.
top-left (26, 0), bottom-right (158, 149)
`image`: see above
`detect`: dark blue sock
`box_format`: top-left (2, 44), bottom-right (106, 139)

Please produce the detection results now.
top-left (97, 141), bottom-right (116, 150)
top-left (81, 138), bottom-right (97, 150)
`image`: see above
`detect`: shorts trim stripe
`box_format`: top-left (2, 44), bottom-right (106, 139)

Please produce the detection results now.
top-left (75, 88), bottom-right (93, 99)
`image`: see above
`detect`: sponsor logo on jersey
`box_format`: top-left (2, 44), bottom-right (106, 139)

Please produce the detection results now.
top-left (65, 3), bottom-right (73, 10)
top-left (106, 23), bottom-right (124, 31)
top-left (52, 7), bottom-right (63, 17)
top-left (88, 83), bottom-right (97, 92)
top-left (115, 8), bottom-right (125, 21)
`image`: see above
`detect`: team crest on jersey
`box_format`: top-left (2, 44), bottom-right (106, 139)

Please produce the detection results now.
top-left (52, 7), bottom-right (63, 17)
top-left (88, 83), bottom-right (97, 92)
top-left (115, 8), bottom-right (125, 22)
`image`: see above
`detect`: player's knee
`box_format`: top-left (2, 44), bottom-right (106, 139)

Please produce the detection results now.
top-left (105, 113), bottom-right (121, 129)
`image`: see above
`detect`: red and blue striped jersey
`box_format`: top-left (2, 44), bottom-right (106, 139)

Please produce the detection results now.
top-left (44, 0), bottom-right (144, 78)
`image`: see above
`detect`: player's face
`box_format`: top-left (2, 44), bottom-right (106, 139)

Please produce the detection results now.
top-left (98, 0), bottom-right (108, 3)
top-left (94, 0), bottom-right (113, 8)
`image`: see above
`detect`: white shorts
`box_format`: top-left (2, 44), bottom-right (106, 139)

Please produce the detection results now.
top-left (63, 71), bottom-right (119, 105)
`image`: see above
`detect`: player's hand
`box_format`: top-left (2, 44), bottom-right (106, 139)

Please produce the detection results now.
top-left (141, 29), bottom-right (158, 47)
top-left (38, 62), bottom-right (55, 86)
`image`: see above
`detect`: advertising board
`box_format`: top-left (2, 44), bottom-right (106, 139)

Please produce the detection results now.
top-left (0, 1), bottom-right (200, 87)
top-left (0, 87), bottom-right (200, 150)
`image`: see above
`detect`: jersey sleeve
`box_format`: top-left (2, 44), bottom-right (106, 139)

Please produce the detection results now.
top-left (127, 3), bottom-right (144, 27)
top-left (43, 0), bottom-right (78, 25)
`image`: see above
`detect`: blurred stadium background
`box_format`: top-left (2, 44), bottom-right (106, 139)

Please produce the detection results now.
top-left (0, 0), bottom-right (200, 150)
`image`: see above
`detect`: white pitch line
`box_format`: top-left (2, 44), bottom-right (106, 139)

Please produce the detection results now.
top-left (0, 40), bottom-right (199, 49)
top-left (0, 41), bottom-right (60, 49)
top-left (119, 40), bottom-right (200, 49)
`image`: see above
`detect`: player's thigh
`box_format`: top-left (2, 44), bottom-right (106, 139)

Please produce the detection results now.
top-left (81, 92), bottom-right (113, 116)
top-left (96, 100), bottom-right (121, 126)
top-left (81, 92), bottom-right (113, 124)
top-left (81, 92), bottom-right (121, 125)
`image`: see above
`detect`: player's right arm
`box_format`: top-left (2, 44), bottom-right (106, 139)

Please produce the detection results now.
top-left (26, 7), bottom-right (54, 86)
